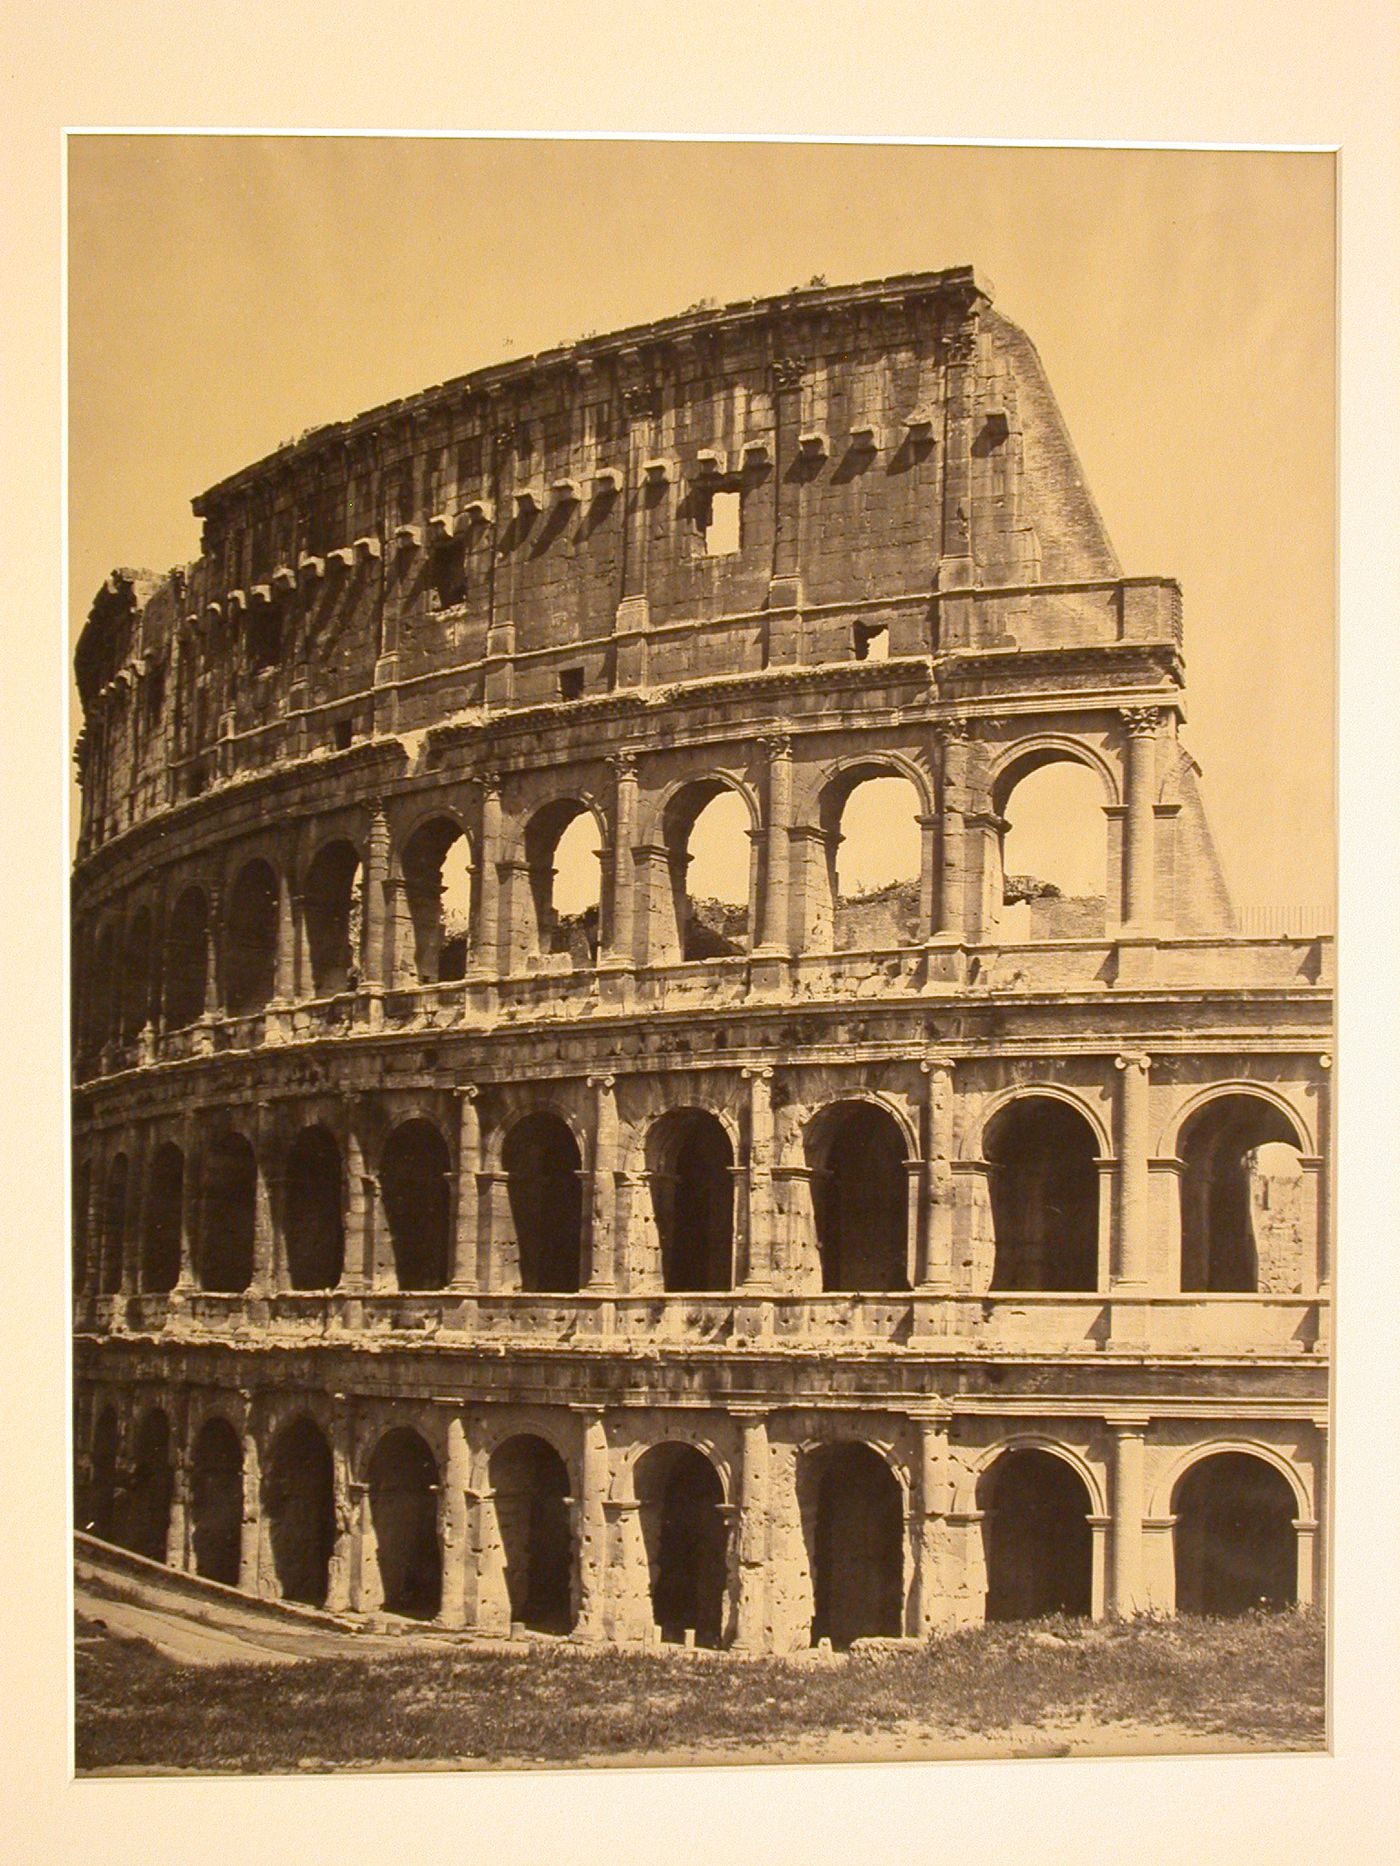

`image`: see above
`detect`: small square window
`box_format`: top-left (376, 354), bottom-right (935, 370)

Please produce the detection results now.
top-left (333, 720), bottom-right (353, 750)
top-left (853, 623), bottom-right (890, 662)
top-left (559, 667), bottom-right (585, 701)
top-left (699, 487), bottom-right (742, 557)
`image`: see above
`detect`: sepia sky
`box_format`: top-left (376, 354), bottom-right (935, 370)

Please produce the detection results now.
top-left (66, 137), bottom-right (1335, 911)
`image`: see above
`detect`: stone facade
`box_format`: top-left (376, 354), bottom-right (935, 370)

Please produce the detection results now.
top-left (71, 268), bottom-right (1331, 1649)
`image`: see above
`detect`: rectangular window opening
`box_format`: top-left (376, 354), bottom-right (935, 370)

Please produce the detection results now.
top-left (559, 667), bottom-right (585, 701)
top-left (700, 487), bottom-right (742, 557)
top-left (333, 720), bottom-right (353, 750)
top-left (854, 623), bottom-right (890, 662)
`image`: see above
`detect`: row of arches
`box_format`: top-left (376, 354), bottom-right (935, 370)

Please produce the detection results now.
top-left (81, 1406), bottom-right (1304, 1641)
top-left (77, 1088), bottom-right (1309, 1300)
top-left (79, 741), bottom-right (1129, 1051)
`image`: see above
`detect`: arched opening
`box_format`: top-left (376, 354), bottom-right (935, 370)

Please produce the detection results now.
top-left (224, 859), bottom-right (279, 1014)
top-left (806, 1102), bottom-right (909, 1292)
top-left (1178, 1096), bottom-right (1307, 1293)
top-left (368, 1428), bottom-right (441, 1620)
top-left (995, 756), bottom-right (1108, 941)
top-left (264, 1415), bottom-right (335, 1607)
top-left (648, 1110), bottom-right (734, 1292)
top-left (163, 886), bottom-right (208, 1029)
top-left (1173, 1453), bottom-right (1298, 1615)
top-left (120, 905), bottom-right (153, 1042)
top-left (89, 925), bottom-right (118, 1051)
top-left (141, 1141), bottom-right (183, 1293)
top-left (503, 1113), bottom-right (583, 1293)
top-left (380, 1118), bottom-right (450, 1290)
top-left (73, 1157), bottom-right (90, 1294)
top-left (200, 1132), bottom-right (255, 1292)
top-left (524, 800), bottom-right (600, 965)
top-left (99, 1154), bottom-right (128, 1294)
top-left (190, 1416), bottom-right (243, 1586)
top-left (635, 1443), bottom-right (728, 1646)
top-left (284, 1125), bottom-right (344, 1290)
top-left (303, 839), bottom-right (363, 996)
top-left (664, 782), bottom-right (752, 961)
top-left (981, 1448), bottom-right (1093, 1621)
top-left (983, 1097), bottom-right (1100, 1291)
top-left (401, 817), bottom-right (474, 983)
top-left (125, 1410), bottom-right (173, 1561)
top-left (805, 1442), bottom-right (904, 1648)
top-left (819, 768), bottom-right (924, 952)
top-left (488, 1435), bottom-right (574, 1632)
top-left (87, 1407), bottom-right (120, 1540)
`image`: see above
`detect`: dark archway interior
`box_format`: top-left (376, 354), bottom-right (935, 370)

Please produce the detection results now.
top-left (490, 1436), bottom-right (574, 1631)
top-left (284, 1125), bottom-right (345, 1290)
top-left (637, 1444), bottom-right (727, 1646)
top-left (303, 841), bottom-right (362, 995)
top-left (982, 1449), bottom-right (1093, 1621)
top-left (368, 1428), bottom-right (442, 1620)
top-left (125, 1411), bottom-right (173, 1561)
top-left (224, 861), bottom-right (279, 1014)
top-left (265, 1416), bottom-right (336, 1607)
top-left (190, 1417), bottom-right (243, 1586)
top-left (73, 1159), bottom-right (90, 1293)
top-left (89, 928), bottom-right (117, 1051)
top-left (810, 1103), bottom-right (909, 1292)
top-left (380, 1119), bottom-right (450, 1290)
top-left (985, 1098), bottom-right (1099, 1291)
top-left (100, 1156), bottom-right (128, 1294)
top-left (402, 818), bottom-right (471, 983)
top-left (201, 1133), bottom-right (256, 1292)
top-left (504, 1113), bottom-right (583, 1293)
top-left (164, 886), bottom-right (208, 1029)
top-left (87, 1408), bottom-right (120, 1540)
top-left (652, 1112), bottom-right (734, 1291)
top-left (1174, 1453), bottom-right (1297, 1614)
top-left (809, 1442), bottom-right (904, 1647)
top-left (121, 909), bottom-right (153, 1043)
top-left (1180, 1097), bottom-right (1303, 1293)
top-left (141, 1143), bottom-right (184, 1293)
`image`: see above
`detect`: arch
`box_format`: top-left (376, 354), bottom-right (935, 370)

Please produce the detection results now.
top-left (1172, 1451), bottom-right (1299, 1615)
top-left (380, 1117), bottom-right (450, 1290)
top-left (1153, 1438), bottom-right (1310, 1524)
top-left (125, 1409), bottom-right (173, 1561)
top-left (284, 1123), bottom-right (345, 1290)
top-left (655, 773), bottom-right (759, 963)
top-left (1175, 1091), bottom-right (1309, 1293)
top-left (200, 1131), bottom-right (255, 1292)
top-left (991, 742), bottom-right (1115, 943)
top-left (224, 858), bottom-right (279, 1014)
top-left (809, 758), bottom-right (928, 954)
top-left (400, 813), bottom-right (474, 983)
top-left (487, 1434), bottom-right (575, 1632)
top-left (1158, 1081), bottom-right (1313, 1160)
top-left (367, 1427), bottom-right (442, 1621)
top-left (263, 1413), bottom-right (335, 1607)
top-left (190, 1415), bottom-right (243, 1585)
top-left (89, 922), bottom-right (119, 1051)
top-left (86, 1405), bottom-right (120, 1540)
top-left (302, 837), bottom-right (363, 996)
top-left (120, 904), bottom-right (154, 1043)
top-left (634, 1442), bottom-right (728, 1647)
top-left (989, 736), bottom-right (1120, 812)
top-left (520, 796), bottom-right (603, 964)
top-left (978, 1445), bottom-right (1094, 1621)
top-left (802, 1440), bottom-right (904, 1647)
top-left (647, 1108), bottom-right (735, 1292)
top-left (72, 1155), bottom-right (90, 1294)
top-left (969, 1083), bottom-right (1112, 1162)
top-left (502, 1110), bottom-right (583, 1293)
top-left (99, 1153), bottom-right (128, 1294)
top-left (804, 1099), bottom-right (911, 1292)
top-left (983, 1094), bottom-right (1101, 1291)
top-left (140, 1141), bottom-right (183, 1293)
top-left (163, 885), bottom-right (208, 1029)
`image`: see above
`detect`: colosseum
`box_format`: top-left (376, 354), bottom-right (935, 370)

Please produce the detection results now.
top-left (71, 266), bottom-right (1331, 1652)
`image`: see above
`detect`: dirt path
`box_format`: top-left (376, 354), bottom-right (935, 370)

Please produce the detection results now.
top-left (76, 1587), bottom-right (303, 1666)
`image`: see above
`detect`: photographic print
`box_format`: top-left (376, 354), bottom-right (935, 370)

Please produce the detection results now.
top-left (66, 136), bottom-right (1335, 1775)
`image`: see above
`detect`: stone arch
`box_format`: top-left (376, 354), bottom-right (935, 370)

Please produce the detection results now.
top-left (1153, 1439), bottom-right (1310, 1524)
top-left (399, 810), bottom-right (475, 983)
top-left (200, 1129), bottom-right (256, 1292)
top-left (799, 1439), bottom-right (905, 1647)
top-left (262, 1412), bottom-right (336, 1607)
top-left (89, 920), bottom-right (120, 1051)
top-left (968, 1083), bottom-right (1112, 1162)
top-left (804, 755), bottom-right (931, 954)
top-left (366, 1426), bottom-right (442, 1620)
top-left (1157, 1081), bottom-right (1314, 1159)
top-left (119, 903), bottom-right (154, 1043)
top-left (284, 1122), bottom-right (345, 1290)
top-left (86, 1404), bottom-right (121, 1540)
top-left (959, 1434), bottom-right (1108, 1519)
top-left (72, 1153), bottom-right (91, 1294)
top-left (501, 1109), bottom-right (584, 1293)
top-left (989, 736), bottom-right (1120, 812)
top-left (983, 1093), bottom-right (1102, 1291)
top-left (473, 1410), bottom-right (580, 1495)
top-left (804, 1097), bottom-right (913, 1292)
top-left (989, 739), bottom-right (1116, 942)
top-left (125, 1407), bottom-right (173, 1561)
top-left (977, 1443), bottom-right (1096, 1621)
top-left (485, 1433), bottom-right (576, 1633)
top-left (652, 771), bottom-right (761, 963)
top-left (516, 794), bottom-right (605, 965)
top-left (99, 1152), bottom-right (129, 1294)
top-left (633, 1441), bottom-right (729, 1647)
top-left (1171, 1450), bottom-right (1300, 1615)
top-left (189, 1414), bottom-right (243, 1585)
top-left (140, 1140), bottom-right (184, 1293)
top-left (1173, 1090), bottom-right (1310, 1293)
top-left (163, 884), bottom-right (208, 1029)
top-left (224, 857), bottom-right (280, 1014)
top-left (646, 1107), bottom-right (736, 1292)
top-left (301, 835), bottom-right (364, 996)
top-left (379, 1116), bottom-right (451, 1290)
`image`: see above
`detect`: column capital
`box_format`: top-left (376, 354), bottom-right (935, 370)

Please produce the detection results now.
top-left (1114, 1051), bottom-right (1152, 1074)
top-left (759, 726), bottom-right (793, 762)
top-left (587, 1073), bottom-right (617, 1094)
top-left (920, 1055), bottom-right (957, 1075)
top-left (936, 717), bottom-right (970, 745)
top-left (742, 1063), bottom-right (775, 1083)
top-left (476, 768), bottom-right (502, 799)
top-left (457, 1082), bottom-right (479, 1105)
top-left (1120, 706), bottom-right (1162, 738)
top-left (1110, 1413), bottom-right (1152, 1435)
top-left (608, 749), bottom-right (640, 781)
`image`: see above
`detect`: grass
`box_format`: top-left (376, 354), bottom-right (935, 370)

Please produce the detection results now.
top-left (74, 1610), bottom-right (1324, 1773)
